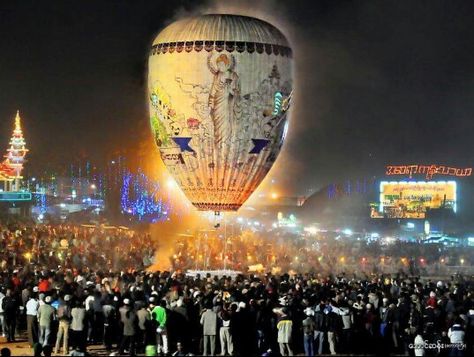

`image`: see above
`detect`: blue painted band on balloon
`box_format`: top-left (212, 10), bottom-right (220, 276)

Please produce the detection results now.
top-left (172, 137), bottom-right (195, 153)
top-left (249, 139), bottom-right (270, 154)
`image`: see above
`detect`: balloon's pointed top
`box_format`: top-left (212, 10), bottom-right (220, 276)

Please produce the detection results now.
top-left (15, 110), bottom-right (21, 131)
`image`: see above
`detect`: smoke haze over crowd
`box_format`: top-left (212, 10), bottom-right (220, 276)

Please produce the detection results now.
top-left (0, 0), bottom-right (473, 198)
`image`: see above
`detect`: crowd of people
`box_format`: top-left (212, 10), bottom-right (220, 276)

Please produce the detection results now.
top-left (0, 219), bottom-right (470, 276)
top-left (0, 223), bottom-right (155, 272)
top-left (169, 228), bottom-right (471, 276)
top-left (1, 267), bottom-right (473, 356)
top-left (0, 222), bottom-right (472, 356)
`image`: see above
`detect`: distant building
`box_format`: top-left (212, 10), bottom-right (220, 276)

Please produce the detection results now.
top-left (0, 111), bottom-right (31, 215)
top-left (0, 111), bottom-right (28, 191)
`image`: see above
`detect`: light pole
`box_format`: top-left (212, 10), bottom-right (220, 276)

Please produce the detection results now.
top-left (223, 214), bottom-right (227, 271)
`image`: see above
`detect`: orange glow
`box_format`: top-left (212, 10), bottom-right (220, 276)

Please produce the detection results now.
top-left (167, 178), bottom-right (176, 189)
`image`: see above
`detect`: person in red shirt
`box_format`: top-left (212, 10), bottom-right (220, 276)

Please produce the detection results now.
top-left (426, 291), bottom-right (437, 308)
top-left (11, 271), bottom-right (21, 291)
top-left (38, 278), bottom-right (50, 293)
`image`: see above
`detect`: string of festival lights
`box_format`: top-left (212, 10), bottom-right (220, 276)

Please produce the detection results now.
top-left (120, 169), bottom-right (171, 223)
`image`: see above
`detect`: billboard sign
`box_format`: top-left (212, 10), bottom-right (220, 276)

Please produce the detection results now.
top-left (376, 181), bottom-right (456, 219)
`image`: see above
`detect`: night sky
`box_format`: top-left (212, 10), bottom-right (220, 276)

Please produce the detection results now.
top-left (1, 0), bottom-right (474, 196)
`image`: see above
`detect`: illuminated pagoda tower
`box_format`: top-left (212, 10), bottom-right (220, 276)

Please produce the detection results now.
top-left (3, 110), bottom-right (28, 191)
top-left (0, 161), bottom-right (15, 191)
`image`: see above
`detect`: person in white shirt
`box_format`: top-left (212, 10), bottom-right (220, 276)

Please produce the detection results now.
top-left (0, 290), bottom-right (5, 338)
top-left (84, 290), bottom-right (95, 343)
top-left (414, 332), bottom-right (425, 356)
top-left (26, 288), bottom-right (40, 347)
top-left (448, 322), bottom-right (465, 344)
top-left (447, 319), bottom-right (465, 356)
top-left (218, 305), bottom-right (233, 356)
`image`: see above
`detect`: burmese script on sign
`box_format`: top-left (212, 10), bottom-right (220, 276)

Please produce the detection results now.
top-left (386, 164), bottom-right (472, 180)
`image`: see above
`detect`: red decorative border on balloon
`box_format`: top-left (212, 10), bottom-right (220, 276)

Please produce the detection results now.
top-left (193, 202), bottom-right (242, 211)
top-left (150, 41), bottom-right (292, 57)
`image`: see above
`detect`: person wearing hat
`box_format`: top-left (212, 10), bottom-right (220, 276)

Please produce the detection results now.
top-left (302, 307), bottom-right (316, 356)
top-left (37, 295), bottom-right (55, 347)
top-left (379, 298), bottom-right (390, 338)
top-left (54, 295), bottom-right (72, 354)
top-left (426, 291), bottom-right (437, 309)
top-left (119, 298), bottom-right (137, 355)
top-left (26, 288), bottom-right (40, 347)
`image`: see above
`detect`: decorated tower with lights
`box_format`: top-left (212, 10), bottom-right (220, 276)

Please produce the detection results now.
top-left (4, 110), bottom-right (28, 191)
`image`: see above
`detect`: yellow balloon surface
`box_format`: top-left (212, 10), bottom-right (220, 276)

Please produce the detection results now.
top-left (148, 15), bottom-right (293, 211)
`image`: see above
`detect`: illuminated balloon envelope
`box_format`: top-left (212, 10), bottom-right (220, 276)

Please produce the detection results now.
top-left (148, 14), bottom-right (293, 211)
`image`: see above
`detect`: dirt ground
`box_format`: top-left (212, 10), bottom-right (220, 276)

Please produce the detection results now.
top-left (0, 335), bottom-right (113, 356)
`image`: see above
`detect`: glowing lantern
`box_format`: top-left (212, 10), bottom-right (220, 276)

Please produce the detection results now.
top-left (148, 15), bottom-right (293, 211)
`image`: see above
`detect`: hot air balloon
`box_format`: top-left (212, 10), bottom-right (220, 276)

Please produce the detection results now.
top-left (148, 14), bottom-right (293, 212)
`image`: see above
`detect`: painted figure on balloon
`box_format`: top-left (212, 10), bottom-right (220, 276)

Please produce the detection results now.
top-left (207, 53), bottom-right (241, 148)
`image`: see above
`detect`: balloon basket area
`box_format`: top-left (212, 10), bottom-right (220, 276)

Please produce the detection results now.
top-left (186, 269), bottom-right (242, 278)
